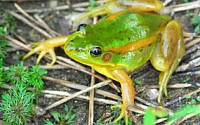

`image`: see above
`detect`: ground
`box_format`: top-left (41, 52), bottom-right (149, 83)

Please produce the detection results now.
top-left (0, 0), bottom-right (200, 125)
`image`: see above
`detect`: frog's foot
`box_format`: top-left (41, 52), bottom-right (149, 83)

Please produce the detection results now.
top-left (150, 20), bottom-right (185, 105)
top-left (23, 36), bottom-right (69, 65)
top-left (111, 104), bottom-right (129, 124)
top-left (23, 42), bottom-right (56, 65)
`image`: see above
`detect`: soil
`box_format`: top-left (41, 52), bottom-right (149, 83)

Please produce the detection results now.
top-left (0, 0), bottom-right (200, 125)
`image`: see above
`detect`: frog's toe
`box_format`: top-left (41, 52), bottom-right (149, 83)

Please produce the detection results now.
top-left (157, 93), bottom-right (163, 106)
top-left (164, 84), bottom-right (169, 97)
top-left (113, 111), bottom-right (125, 123)
top-left (36, 50), bottom-right (47, 64)
top-left (23, 45), bottom-right (43, 60)
top-left (111, 104), bottom-right (129, 124)
top-left (23, 43), bottom-right (57, 65)
top-left (47, 49), bottom-right (56, 66)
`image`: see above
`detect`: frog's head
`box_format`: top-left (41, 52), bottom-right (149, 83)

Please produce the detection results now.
top-left (64, 23), bottom-right (118, 68)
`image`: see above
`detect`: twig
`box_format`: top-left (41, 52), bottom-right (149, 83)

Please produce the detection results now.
top-left (135, 96), bottom-right (157, 107)
top-left (89, 17), bottom-right (97, 125)
top-left (41, 89), bottom-right (117, 105)
top-left (44, 80), bottom-right (111, 111)
top-left (147, 83), bottom-right (200, 89)
top-left (57, 56), bottom-right (86, 70)
top-left (163, 0), bottom-right (173, 6)
top-left (156, 118), bottom-right (168, 124)
top-left (185, 43), bottom-right (200, 55)
top-left (176, 57), bottom-right (200, 72)
top-left (184, 87), bottom-right (200, 97)
top-left (160, 1), bottom-right (200, 14)
top-left (176, 105), bottom-right (200, 124)
top-left (42, 76), bottom-right (121, 101)
top-left (14, 3), bottom-right (60, 36)
top-left (1, 83), bottom-right (117, 105)
top-left (15, 1), bottom-right (106, 13)
top-left (128, 111), bottom-right (142, 125)
top-left (88, 69), bottom-right (95, 125)
top-left (185, 38), bottom-right (200, 49)
top-left (8, 10), bottom-right (52, 38)
top-left (4, 35), bottom-right (31, 50)
top-left (174, 70), bottom-right (200, 77)
top-left (13, 32), bottom-right (27, 43)
top-left (39, 64), bottom-right (69, 70)
top-left (165, 88), bottom-right (200, 106)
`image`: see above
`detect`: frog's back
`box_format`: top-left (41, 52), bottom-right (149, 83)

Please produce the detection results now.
top-left (90, 11), bottom-right (171, 72)
top-left (93, 11), bottom-right (171, 50)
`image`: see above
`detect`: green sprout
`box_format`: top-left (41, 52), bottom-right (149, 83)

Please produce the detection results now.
top-left (7, 62), bottom-right (29, 85)
top-left (0, 12), bottom-right (16, 33)
top-left (143, 107), bottom-right (168, 125)
top-left (0, 84), bottom-right (35, 125)
top-left (87, 0), bottom-right (100, 10)
top-left (166, 105), bottom-right (200, 125)
top-left (5, 62), bottom-right (47, 89)
top-left (28, 65), bottom-right (47, 89)
top-left (191, 16), bottom-right (200, 33)
top-left (0, 12), bottom-right (16, 58)
top-left (0, 27), bottom-right (8, 58)
top-left (186, 13), bottom-right (200, 33)
top-left (0, 58), bottom-right (6, 87)
top-left (44, 105), bottom-right (76, 125)
top-left (133, 79), bottom-right (142, 85)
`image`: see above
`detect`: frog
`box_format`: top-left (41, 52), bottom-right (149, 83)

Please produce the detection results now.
top-left (23, 0), bottom-right (185, 124)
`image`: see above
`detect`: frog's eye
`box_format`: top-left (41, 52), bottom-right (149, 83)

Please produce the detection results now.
top-left (90, 46), bottom-right (102, 57)
top-left (77, 24), bottom-right (87, 31)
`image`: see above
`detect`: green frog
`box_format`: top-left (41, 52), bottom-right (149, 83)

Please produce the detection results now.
top-left (23, 0), bottom-right (185, 124)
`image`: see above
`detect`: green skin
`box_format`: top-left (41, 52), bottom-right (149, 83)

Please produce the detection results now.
top-left (22, 8), bottom-right (184, 125)
top-left (64, 11), bottom-right (184, 124)
top-left (64, 11), bottom-right (171, 72)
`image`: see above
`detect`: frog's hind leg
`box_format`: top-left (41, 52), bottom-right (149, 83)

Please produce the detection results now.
top-left (150, 20), bottom-right (185, 105)
top-left (110, 69), bottom-right (135, 125)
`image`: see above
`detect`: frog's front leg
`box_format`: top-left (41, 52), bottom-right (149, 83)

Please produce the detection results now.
top-left (111, 69), bottom-right (135, 124)
top-left (150, 20), bottom-right (185, 105)
top-left (23, 35), bottom-right (70, 65)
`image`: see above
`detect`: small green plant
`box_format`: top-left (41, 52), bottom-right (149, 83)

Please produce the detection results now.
top-left (28, 65), bottom-right (47, 89)
top-left (133, 79), bottom-right (142, 85)
top-left (5, 62), bottom-right (47, 89)
top-left (191, 15), bottom-right (200, 33)
top-left (44, 105), bottom-right (76, 125)
top-left (0, 58), bottom-right (6, 86)
top-left (186, 13), bottom-right (200, 33)
top-left (0, 59), bottom-right (47, 124)
top-left (0, 84), bottom-right (35, 125)
top-left (0, 12), bottom-right (16, 58)
top-left (7, 62), bottom-right (29, 85)
top-left (0, 27), bottom-right (8, 58)
top-left (143, 107), bottom-right (168, 125)
top-left (87, 0), bottom-right (100, 10)
top-left (0, 12), bottom-right (16, 33)
top-left (166, 105), bottom-right (200, 125)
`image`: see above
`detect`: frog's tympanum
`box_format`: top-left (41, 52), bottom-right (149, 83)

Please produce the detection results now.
top-left (23, 0), bottom-right (185, 124)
